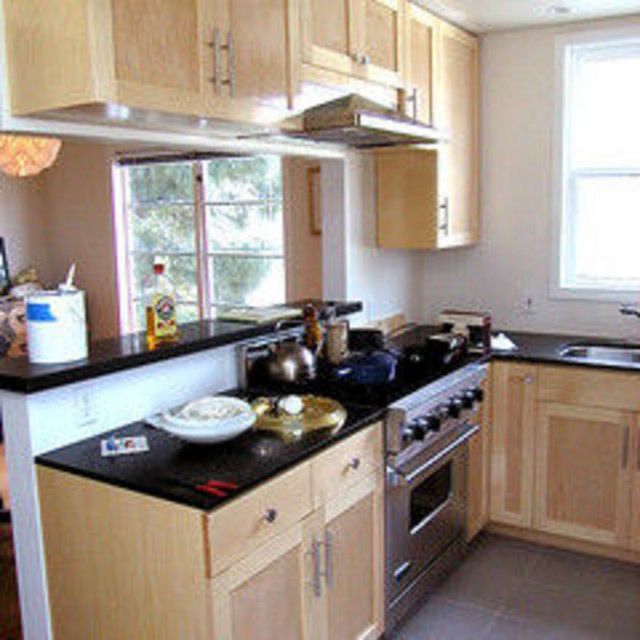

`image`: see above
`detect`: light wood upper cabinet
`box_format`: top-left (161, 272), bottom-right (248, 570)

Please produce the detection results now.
top-left (301, 0), bottom-right (404, 88)
top-left (435, 21), bottom-right (480, 248)
top-left (490, 362), bottom-right (537, 528)
top-left (533, 402), bottom-right (634, 548)
top-left (3, 0), bottom-right (296, 126)
top-left (404, 3), bottom-right (438, 125)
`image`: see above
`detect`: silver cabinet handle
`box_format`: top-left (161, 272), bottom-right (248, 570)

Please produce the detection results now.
top-left (405, 87), bottom-right (418, 122)
top-left (523, 375), bottom-right (534, 385)
top-left (221, 31), bottom-right (234, 96)
top-left (622, 426), bottom-right (630, 469)
top-left (320, 531), bottom-right (333, 588)
top-left (438, 197), bottom-right (449, 233)
top-left (206, 28), bottom-right (222, 93)
top-left (263, 508), bottom-right (278, 523)
top-left (310, 537), bottom-right (322, 597)
top-left (348, 457), bottom-right (361, 470)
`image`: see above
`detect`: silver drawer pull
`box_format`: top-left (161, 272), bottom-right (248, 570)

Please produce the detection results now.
top-left (348, 457), bottom-right (361, 470)
top-left (263, 508), bottom-right (278, 523)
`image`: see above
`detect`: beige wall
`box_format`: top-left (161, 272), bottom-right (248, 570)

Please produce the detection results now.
top-left (0, 171), bottom-right (50, 283)
top-left (283, 157), bottom-right (323, 301)
top-left (416, 16), bottom-right (640, 339)
top-left (41, 141), bottom-right (120, 340)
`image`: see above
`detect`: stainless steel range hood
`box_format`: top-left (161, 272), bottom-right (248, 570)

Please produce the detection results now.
top-left (284, 94), bottom-right (447, 148)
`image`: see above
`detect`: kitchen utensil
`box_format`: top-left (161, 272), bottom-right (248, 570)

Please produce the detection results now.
top-left (262, 340), bottom-right (317, 383)
top-left (333, 350), bottom-right (397, 385)
top-left (252, 395), bottom-right (347, 438)
top-left (148, 396), bottom-right (255, 444)
top-left (326, 320), bottom-right (349, 364)
top-left (169, 478), bottom-right (239, 498)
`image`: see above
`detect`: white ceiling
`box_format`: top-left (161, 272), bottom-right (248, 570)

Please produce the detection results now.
top-left (413, 0), bottom-right (640, 32)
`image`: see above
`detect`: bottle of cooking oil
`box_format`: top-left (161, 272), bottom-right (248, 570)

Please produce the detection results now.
top-left (145, 262), bottom-right (178, 348)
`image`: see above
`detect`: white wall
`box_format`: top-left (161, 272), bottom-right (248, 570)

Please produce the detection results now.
top-left (417, 16), bottom-right (640, 340)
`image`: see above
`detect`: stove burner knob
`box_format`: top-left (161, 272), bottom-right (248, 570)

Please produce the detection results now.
top-left (424, 415), bottom-right (441, 433)
top-left (436, 405), bottom-right (450, 420)
top-left (411, 418), bottom-right (428, 441)
top-left (472, 387), bottom-right (485, 402)
top-left (448, 398), bottom-right (463, 418)
top-left (460, 392), bottom-right (475, 409)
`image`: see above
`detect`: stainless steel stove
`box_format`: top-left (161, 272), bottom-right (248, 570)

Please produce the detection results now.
top-left (385, 360), bottom-right (487, 631)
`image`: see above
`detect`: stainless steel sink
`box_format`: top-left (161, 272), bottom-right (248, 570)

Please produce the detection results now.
top-left (558, 343), bottom-right (640, 364)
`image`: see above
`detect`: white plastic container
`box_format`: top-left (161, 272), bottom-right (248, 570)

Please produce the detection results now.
top-left (26, 289), bottom-right (88, 364)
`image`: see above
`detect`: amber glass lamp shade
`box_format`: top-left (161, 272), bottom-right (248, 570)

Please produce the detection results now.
top-left (0, 135), bottom-right (62, 177)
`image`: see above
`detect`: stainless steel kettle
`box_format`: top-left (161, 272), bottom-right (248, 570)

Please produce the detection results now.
top-left (265, 340), bottom-right (317, 383)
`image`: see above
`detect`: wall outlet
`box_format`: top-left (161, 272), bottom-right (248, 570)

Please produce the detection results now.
top-left (74, 386), bottom-right (98, 429)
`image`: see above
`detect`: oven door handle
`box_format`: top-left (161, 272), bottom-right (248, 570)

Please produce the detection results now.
top-left (390, 424), bottom-right (479, 486)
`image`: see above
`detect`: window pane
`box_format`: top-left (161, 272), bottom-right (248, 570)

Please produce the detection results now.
top-left (572, 174), bottom-right (640, 285)
top-left (572, 51), bottom-right (640, 168)
top-left (206, 203), bottom-right (283, 253)
top-left (130, 204), bottom-right (195, 253)
top-left (210, 256), bottom-right (285, 306)
top-left (127, 162), bottom-right (194, 203)
top-left (204, 156), bottom-right (282, 202)
top-left (132, 253), bottom-right (198, 302)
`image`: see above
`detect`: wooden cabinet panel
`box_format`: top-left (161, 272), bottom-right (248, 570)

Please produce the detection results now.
top-left (538, 365), bottom-right (640, 412)
top-left (322, 471), bottom-right (385, 640)
top-left (111, 0), bottom-right (201, 92)
top-left (211, 516), bottom-right (317, 640)
top-left (38, 468), bottom-right (211, 640)
top-left (360, 0), bottom-right (404, 87)
top-left (534, 403), bottom-right (633, 547)
top-left (311, 421), bottom-right (383, 508)
top-left (207, 462), bottom-right (313, 576)
top-left (490, 362), bottom-right (537, 527)
top-left (404, 4), bottom-right (438, 125)
top-left (436, 22), bottom-right (479, 248)
top-left (632, 417), bottom-right (640, 551)
top-left (467, 376), bottom-right (491, 541)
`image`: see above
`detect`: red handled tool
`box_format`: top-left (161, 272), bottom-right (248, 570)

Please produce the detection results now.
top-left (194, 479), bottom-right (239, 498)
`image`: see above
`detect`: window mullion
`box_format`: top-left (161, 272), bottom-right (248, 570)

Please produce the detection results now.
top-left (193, 161), bottom-right (210, 321)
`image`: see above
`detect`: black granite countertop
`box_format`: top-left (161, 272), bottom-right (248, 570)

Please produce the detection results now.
top-left (0, 300), bottom-right (361, 394)
top-left (491, 330), bottom-right (640, 373)
top-left (36, 399), bottom-right (384, 512)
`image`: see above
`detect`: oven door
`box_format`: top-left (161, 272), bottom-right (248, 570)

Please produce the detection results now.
top-left (386, 424), bottom-right (477, 604)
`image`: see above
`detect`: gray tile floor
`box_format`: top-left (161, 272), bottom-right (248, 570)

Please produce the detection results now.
top-left (391, 534), bottom-right (640, 640)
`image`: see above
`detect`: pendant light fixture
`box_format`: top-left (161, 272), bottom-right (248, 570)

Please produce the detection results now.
top-left (0, 135), bottom-right (62, 178)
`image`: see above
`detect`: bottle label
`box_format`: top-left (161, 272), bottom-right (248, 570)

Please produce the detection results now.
top-left (152, 294), bottom-right (177, 338)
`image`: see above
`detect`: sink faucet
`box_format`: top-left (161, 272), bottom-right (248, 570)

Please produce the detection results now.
top-left (620, 304), bottom-right (640, 319)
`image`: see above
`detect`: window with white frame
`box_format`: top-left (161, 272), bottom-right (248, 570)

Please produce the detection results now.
top-left (558, 39), bottom-right (640, 295)
top-left (114, 155), bottom-right (285, 333)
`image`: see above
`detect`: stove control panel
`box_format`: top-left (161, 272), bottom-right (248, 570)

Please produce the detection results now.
top-left (402, 415), bottom-right (441, 442)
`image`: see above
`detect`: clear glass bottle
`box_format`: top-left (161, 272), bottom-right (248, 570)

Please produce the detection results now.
top-left (145, 262), bottom-right (178, 348)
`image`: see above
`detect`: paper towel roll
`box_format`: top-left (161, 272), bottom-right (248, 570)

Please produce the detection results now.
top-left (26, 289), bottom-right (88, 364)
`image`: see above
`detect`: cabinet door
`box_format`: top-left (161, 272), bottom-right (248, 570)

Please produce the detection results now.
top-left (358, 0), bottom-right (404, 88)
top-left (301, 0), bottom-right (359, 76)
top-left (534, 403), bottom-right (634, 548)
top-left (110, 0), bottom-right (206, 114)
top-left (404, 3), bottom-right (438, 124)
top-left (320, 472), bottom-right (385, 640)
top-left (467, 376), bottom-right (491, 541)
top-left (490, 362), bottom-right (537, 527)
top-left (202, 0), bottom-right (297, 123)
top-left (436, 22), bottom-right (479, 248)
top-left (211, 516), bottom-right (318, 640)
top-left (632, 417), bottom-right (640, 551)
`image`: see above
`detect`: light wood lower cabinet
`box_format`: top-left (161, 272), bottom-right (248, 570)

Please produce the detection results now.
top-left (466, 376), bottom-right (491, 541)
top-left (490, 362), bottom-right (537, 528)
top-left (534, 402), bottom-right (633, 547)
top-left (632, 415), bottom-right (640, 552)
top-left (38, 422), bottom-right (384, 640)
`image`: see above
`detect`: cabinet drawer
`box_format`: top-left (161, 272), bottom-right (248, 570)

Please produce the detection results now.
top-left (311, 422), bottom-right (383, 507)
top-left (537, 365), bottom-right (640, 412)
top-left (206, 462), bottom-right (312, 576)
